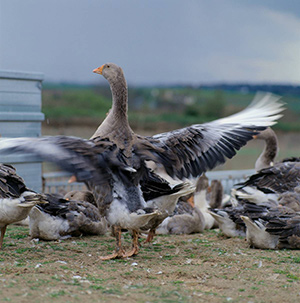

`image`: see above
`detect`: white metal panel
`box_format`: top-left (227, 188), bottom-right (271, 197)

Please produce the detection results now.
top-left (0, 92), bottom-right (42, 111)
top-left (0, 70), bottom-right (44, 81)
top-left (0, 121), bottom-right (42, 137)
top-left (12, 162), bottom-right (43, 193)
top-left (0, 112), bottom-right (44, 121)
top-left (0, 78), bottom-right (42, 94)
top-left (0, 70), bottom-right (44, 193)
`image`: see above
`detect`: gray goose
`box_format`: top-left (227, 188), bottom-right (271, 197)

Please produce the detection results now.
top-left (0, 163), bottom-right (47, 249)
top-left (233, 129), bottom-right (300, 204)
top-left (139, 179), bottom-right (195, 242)
top-left (156, 200), bottom-right (205, 235)
top-left (156, 177), bottom-right (227, 235)
top-left (210, 199), bottom-right (295, 239)
top-left (277, 186), bottom-right (300, 211)
top-left (234, 161), bottom-right (300, 204)
top-left (29, 190), bottom-right (107, 240)
top-left (0, 63), bottom-right (284, 259)
top-left (233, 127), bottom-right (279, 202)
top-left (253, 127), bottom-right (279, 171)
top-left (241, 213), bottom-right (300, 249)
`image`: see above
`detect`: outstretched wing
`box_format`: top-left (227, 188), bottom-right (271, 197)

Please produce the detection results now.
top-left (135, 93), bottom-right (284, 180)
top-left (0, 136), bottom-right (127, 186)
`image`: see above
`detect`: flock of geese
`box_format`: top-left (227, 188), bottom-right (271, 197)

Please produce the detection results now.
top-left (0, 63), bottom-right (299, 260)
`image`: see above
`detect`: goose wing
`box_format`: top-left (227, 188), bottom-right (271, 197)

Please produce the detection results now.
top-left (266, 215), bottom-right (300, 234)
top-left (0, 136), bottom-right (132, 186)
top-left (135, 93), bottom-right (284, 180)
top-left (237, 162), bottom-right (300, 194)
top-left (0, 163), bottom-right (28, 198)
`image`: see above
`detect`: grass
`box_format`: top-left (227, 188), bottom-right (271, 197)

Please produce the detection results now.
top-left (42, 85), bottom-right (300, 132)
top-left (1, 226), bottom-right (300, 302)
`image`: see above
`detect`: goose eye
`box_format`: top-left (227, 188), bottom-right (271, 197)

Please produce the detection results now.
top-left (107, 65), bottom-right (110, 68)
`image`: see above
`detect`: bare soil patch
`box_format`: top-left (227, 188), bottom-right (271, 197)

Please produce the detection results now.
top-left (1, 226), bottom-right (300, 303)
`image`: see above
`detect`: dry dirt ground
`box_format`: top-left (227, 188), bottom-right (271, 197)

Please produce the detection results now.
top-left (1, 226), bottom-right (300, 303)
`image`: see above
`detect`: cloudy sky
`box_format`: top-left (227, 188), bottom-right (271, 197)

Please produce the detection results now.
top-left (0, 0), bottom-right (300, 85)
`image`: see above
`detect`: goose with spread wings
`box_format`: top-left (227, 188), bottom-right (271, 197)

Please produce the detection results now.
top-left (0, 63), bottom-right (284, 259)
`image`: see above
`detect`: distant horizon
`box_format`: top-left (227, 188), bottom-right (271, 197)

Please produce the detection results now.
top-left (42, 80), bottom-right (300, 88)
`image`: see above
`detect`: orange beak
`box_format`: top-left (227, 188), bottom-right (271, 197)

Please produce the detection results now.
top-left (253, 135), bottom-right (257, 139)
top-left (187, 195), bottom-right (195, 208)
top-left (93, 65), bottom-right (104, 75)
top-left (68, 175), bottom-right (77, 184)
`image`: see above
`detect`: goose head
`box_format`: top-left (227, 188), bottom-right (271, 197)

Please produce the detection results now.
top-left (93, 63), bottom-right (124, 83)
top-left (195, 174), bottom-right (209, 193)
top-left (64, 190), bottom-right (96, 205)
top-left (253, 127), bottom-right (277, 141)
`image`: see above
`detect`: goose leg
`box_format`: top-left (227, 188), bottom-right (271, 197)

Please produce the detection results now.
top-left (145, 228), bottom-right (155, 243)
top-left (123, 230), bottom-right (139, 258)
top-left (100, 225), bottom-right (125, 260)
top-left (0, 225), bottom-right (7, 250)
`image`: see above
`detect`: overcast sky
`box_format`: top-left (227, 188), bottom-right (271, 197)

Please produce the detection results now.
top-left (0, 0), bottom-right (300, 85)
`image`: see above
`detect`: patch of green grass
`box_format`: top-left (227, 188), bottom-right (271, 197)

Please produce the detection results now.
top-left (172, 281), bottom-right (184, 285)
top-left (147, 276), bottom-right (158, 280)
top-left (213, 248), bottom-right (227, 255)
top-left (15, 247), bottom-right (34, 254)
top-left (102, 288), bottom-right (123, 295)
top-left (128, 284), bottom-right (145, 289)
top-left (47, 244), bottom-right (66, 251)
top-left (49, 290), bottom-right (66, 298)
top-left (274, 269), bottom-right (288, 275)
top-left (140, 255), bottom-right (154, 260)
top-left (86, 275), bottom-right (106, 283)
top-left (286, 273), bottom-right (299, 282)
top-left (165, 245), bottom-right (176, 249)
top-left (159, 290), bottom-right (183, 299)
top-left (5, 283), bottom-right (16, 289)
top-left (163, 254), bottom-right (174, 260)
top-left (76, 242), bottom-right (88, 247)
top-left (89, 285), bottom-right (105, 290)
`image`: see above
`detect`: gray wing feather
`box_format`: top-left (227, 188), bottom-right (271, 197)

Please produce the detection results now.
top-left (138, 93), bottom-right (284, 179)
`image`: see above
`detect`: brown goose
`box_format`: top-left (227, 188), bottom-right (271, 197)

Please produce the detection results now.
top-left (0, 163), bottom-right (47, 249)
top-left (0, 63), bottom-right (284, 259)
